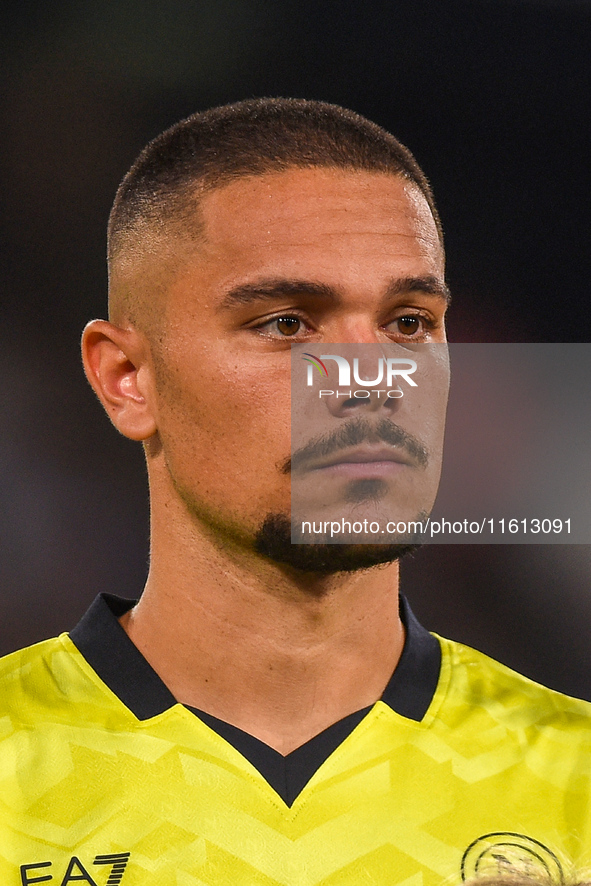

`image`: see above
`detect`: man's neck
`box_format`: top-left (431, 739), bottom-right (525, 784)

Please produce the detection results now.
top-left (121, 506), bottom-right (404, 755)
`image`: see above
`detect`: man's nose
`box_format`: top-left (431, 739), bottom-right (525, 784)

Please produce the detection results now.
top-left (323, 387), bottom-right (402, 417)
top-left (322, 352), bottom-right (403, 418)
top-left (322, 317), bottom-right (382, 345)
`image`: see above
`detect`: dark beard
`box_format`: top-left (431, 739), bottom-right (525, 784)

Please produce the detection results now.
top-left (254, 513), bottom-right (422, 574)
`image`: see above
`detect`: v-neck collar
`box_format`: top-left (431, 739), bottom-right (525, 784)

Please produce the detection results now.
top-left (70, 592), bottom-right (440, 805)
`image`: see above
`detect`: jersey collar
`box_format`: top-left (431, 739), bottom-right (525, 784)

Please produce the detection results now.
top-left (70, 592), bottom-right (441, 723)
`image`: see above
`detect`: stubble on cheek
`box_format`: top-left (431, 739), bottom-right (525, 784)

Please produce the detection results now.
top-left (149, 347), bottom-right (293, 546)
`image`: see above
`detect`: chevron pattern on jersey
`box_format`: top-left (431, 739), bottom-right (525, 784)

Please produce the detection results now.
top-left (0, 633), bottom-right (590, 885)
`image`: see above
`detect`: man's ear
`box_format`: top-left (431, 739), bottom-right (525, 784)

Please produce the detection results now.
top-left (81, 320), bottom-right (158, 441)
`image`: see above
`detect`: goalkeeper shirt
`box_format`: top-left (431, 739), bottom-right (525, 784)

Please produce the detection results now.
top-left (0, 593), bottom-right (589, 885)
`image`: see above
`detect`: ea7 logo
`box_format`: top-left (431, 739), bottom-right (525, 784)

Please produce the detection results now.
top-left (20, 852), bottom-right (130, 886)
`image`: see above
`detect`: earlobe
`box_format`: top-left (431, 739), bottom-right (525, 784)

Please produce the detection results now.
top-left (81, 320), bottom-right (158, 441)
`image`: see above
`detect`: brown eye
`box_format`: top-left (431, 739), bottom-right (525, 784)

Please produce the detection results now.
top-left (276, 317), bottom-right (301, 336)
top-left (397, 316), bottom-right (420, 336)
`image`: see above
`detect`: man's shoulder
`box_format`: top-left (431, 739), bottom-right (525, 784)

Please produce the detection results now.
top-left (0, 633), bottom-right (125, 727)
top-left (435, 633), bottom-right (591, 736)
top-left (0, 634), bottom-right (66, 686)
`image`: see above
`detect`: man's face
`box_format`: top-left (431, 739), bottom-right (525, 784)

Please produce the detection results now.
top-left (289, 339), bottom-right (450, 548)
top-left (148, 167), bottom-right (448, 568)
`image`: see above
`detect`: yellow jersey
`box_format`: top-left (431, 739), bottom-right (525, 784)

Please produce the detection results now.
top-left (0, 594), bottom-right (589, 885)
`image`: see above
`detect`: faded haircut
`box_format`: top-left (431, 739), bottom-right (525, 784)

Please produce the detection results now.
top-left (108, 97), bottom-right (443, 273)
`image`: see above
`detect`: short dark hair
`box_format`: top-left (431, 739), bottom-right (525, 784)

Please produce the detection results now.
top-left (108, 97), bottom-right (442, 265)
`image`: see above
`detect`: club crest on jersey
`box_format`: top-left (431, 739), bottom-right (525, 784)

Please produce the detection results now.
top-left (20, 852), bottom-right (130, 886)
top-left (461, 833), bottom-right (564, 882)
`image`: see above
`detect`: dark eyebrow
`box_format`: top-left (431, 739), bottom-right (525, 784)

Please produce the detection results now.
top-left (386, 276), bottom-right (451, 305)
top-left (218, 275), bottom-right (450, 310)
top-left (218, 279), bottom-right (337, 310)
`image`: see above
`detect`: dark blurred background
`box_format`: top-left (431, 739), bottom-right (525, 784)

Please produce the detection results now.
top-left (1, 0), bottom-right (590, 699)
